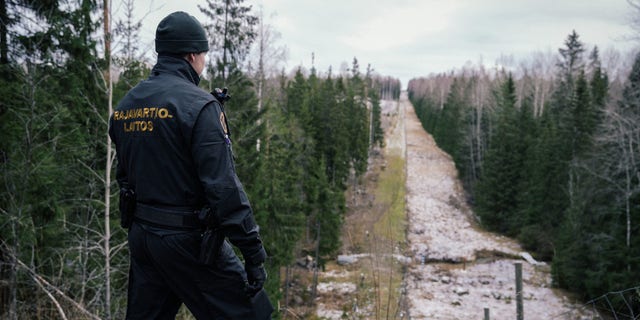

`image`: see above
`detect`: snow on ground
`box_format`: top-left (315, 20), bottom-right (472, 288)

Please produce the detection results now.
top-left (406, 260), bottom-right (569, 319)
top-left (314, 95), bottom-right (591, 320)
top-left (399, 92), bottom-right (591, 320)
top-left (402, 94), bottom-right (520, 263)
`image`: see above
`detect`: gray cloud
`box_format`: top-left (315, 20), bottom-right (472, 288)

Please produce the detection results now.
top-left (133, 0), bottom-right (637, 87)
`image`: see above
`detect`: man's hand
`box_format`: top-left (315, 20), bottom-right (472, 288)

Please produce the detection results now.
top-left (244, 263), bottom-right (266, 297)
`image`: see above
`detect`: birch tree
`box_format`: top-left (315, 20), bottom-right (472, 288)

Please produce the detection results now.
top-left (249, 7), bottom-right (287, 114)
top-left (102, 0), bottom-right (114, 318)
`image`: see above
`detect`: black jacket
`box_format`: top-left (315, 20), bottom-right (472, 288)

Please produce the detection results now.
top-left (109, 55), bottom-right (266, 265)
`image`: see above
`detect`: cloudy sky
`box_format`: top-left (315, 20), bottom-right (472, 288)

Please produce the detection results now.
top-left (127, 0), bottom-right (638, 87)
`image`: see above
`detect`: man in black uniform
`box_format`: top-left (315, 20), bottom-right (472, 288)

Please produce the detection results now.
top-left (109, 11), bottom-right (273, 319)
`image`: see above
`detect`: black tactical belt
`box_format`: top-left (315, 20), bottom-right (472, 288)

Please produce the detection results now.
top-left (134, 203), bottom-right (202, 229)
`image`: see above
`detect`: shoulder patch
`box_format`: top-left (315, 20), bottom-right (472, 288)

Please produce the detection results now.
top-left (220, 112), bottom-right (228, 135)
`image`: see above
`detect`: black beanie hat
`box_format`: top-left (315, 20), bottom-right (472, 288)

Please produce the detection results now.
top-left (155, 11), bottom-right (209, 54)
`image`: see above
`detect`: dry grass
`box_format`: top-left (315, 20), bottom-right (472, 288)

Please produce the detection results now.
top-left (373, 155), bottom-right (406, 244)
top-left (283, 101), bottom-right (409, 319)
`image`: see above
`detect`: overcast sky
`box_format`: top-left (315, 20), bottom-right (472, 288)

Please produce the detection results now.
top-left (125, 0), bottom-right (638, 88)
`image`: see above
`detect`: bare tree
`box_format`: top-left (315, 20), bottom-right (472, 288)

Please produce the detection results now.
top-left (593, 107), bottom-right (640, 249)
top-left (103, 1), bottom-right (114, 318)
top-left (2, 59), bottom-right (52, 320)
top-left (247, 7), bottom-right (287, 151)
top-left (526, 50), bottom-right (555, 117)
top-left (628, 0), bottom-right (640, 41)
top-left (249, 7), bottom-right (287, 109)
top-left (0, 240), bottom-right (101, 320)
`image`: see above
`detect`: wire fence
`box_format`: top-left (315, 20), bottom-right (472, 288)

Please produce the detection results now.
top-left (551, 286), bottom-right (640, 320)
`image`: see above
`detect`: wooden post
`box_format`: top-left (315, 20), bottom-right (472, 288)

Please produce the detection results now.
top-left (515, 263), bottom-right (523, 320)
top-left (484, 307), bottom-right (490, 320)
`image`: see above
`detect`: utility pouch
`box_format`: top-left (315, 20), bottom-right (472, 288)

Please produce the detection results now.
top-left (198, 207), bottom-right (224, 265)
top-left (119, 187), bottom-right (136, 229)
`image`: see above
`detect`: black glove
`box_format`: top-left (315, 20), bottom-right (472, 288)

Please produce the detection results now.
top-left (244, 263), bottom-right (266, 297)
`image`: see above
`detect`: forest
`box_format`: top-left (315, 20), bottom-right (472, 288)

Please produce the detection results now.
top-left (2, 0), bottom-right (639, 319)
top-left (408, 31), bottom-right (640, 304)
top-left (0, 0), bottom-right (401, 319)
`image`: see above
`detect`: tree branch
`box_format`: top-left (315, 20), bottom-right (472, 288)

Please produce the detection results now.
top-left (2, 242), bottom-right (102, 320)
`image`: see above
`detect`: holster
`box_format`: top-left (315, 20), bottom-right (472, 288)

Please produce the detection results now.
top-left (198, 207), bottom-right (224, 265)
top-left (119, 187), bottom-right (136, 229)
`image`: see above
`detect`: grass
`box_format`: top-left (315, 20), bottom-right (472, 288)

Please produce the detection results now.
top-left (312, 149), bottom-right (408, 319)
top-left (373, 154), bottom-right (406, 244)
top-left (285, 103), bottom-right (409, 319)
top-left (368, 153), bottom-right (407, 319)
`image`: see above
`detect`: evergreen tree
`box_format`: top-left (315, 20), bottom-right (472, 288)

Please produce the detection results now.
top-left (252, 104), bottom-right (307, 300)
top-left (321, 73), bottom-right (351, 188)
top-left (516, 112), bottom-right (567, 260)
top-left (554, 30), bottom-right (585, 110)
top-left (311, 155), bottom-right (344, 258)
top-left (345, 57), bottom-right (370, 175)
top-left (406, 29), bottom-right (639, 309)
top-left (475, 75), bottom-right (524, 234)
top-left (410, 94), bottom-right (440, 134)
top-left (199, 0), bottom-right (258, 83)
top-left (112, 0), bottom-right (148, 102)
top-left (223, 67), bottom-right (264, 190)
top-left (434, 78), bottom-right (466, 162)
top-left (569, 71), bottom-right (593, 156)
top-left (589, 46), bottom-right (608, 111)
top-left (0, 1), bottom-right (109, 317)
top-left (369, 82), bottom-right (384, 147)
top-left (620, 52), bottom-right (640, 113)
top-left (517, 31), bottom-right (589, 260)
top-left (286, 68), bottom-right (310, 119)
top-left (556, 52), bottom-right (640, 299)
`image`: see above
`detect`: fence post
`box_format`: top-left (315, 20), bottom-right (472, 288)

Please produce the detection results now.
top-left (484, 307), bottom-right (490, 320)
top-left (515, 263), bottom-right (523, 320)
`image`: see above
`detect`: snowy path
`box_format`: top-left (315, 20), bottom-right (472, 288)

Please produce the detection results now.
top-left (399, 93), bottom-right (587, 320)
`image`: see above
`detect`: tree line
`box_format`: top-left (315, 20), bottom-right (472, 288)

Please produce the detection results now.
top-left (0, 0), bottom-right (397, 318)
top-left (408, 31), bottom-right (639, 305)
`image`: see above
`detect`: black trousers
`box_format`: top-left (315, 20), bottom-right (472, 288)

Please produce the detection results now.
top-left (126, 222), bottom-right (273, 319)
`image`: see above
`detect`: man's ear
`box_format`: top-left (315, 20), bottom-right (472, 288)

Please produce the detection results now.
top-left (185, 53), bottom-right (196, 63)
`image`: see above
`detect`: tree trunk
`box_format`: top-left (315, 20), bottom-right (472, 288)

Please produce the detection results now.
top-left (103, 0), bottom-right (113, 318)
top-left (222, 0), bottom-right (229, 84)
